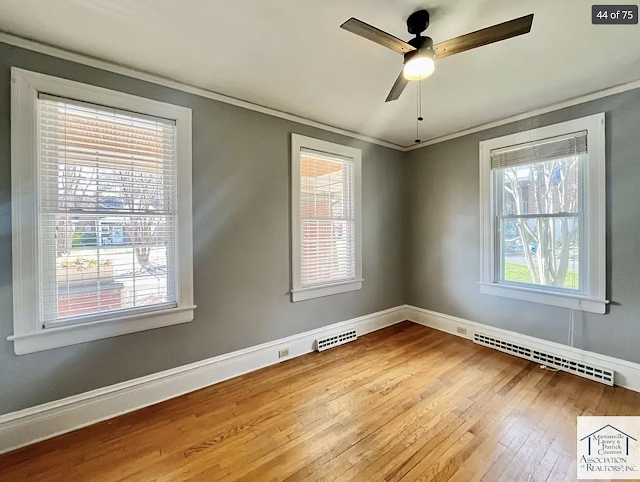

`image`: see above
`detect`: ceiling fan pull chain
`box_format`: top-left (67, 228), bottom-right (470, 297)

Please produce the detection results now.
top-left (418, 80), bottom-right (423, 121)
top-left (415, 81), bottom-right (421, 143)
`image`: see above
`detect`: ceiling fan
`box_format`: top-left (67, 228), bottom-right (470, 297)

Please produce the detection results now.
top-left (341, 10), bottom-right (534, 102)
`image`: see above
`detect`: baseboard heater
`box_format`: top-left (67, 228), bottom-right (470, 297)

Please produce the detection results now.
top-left (316, 329), bottom-right (357, 352)
top-left (473, 332), bottom-right (614, 386)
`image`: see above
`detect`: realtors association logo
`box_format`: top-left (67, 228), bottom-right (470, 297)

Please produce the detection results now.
top-left (577, 416), bottom-right (640, 479)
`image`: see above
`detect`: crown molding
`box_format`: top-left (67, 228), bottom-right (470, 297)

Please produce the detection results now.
top-left (0, 31), bottom-right (404, 152)
top-left (405, 77), bottom-right (640, 151)
top-left (1, 31), bottom-right (639, 154)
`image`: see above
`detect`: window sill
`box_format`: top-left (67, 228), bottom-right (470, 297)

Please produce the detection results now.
top-left (478, 282), bottom-right (607, 314)
top-left (8, 305), bottom-right (196, 355)
top-left (291, 279), bottom-right (363, 302)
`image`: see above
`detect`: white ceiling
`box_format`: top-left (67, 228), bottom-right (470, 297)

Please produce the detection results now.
top-left (1, 0), bottom-right (639, 147)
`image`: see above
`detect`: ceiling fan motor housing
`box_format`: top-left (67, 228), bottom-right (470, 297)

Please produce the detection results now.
top-left (404, 36), bottom-right (434, 65)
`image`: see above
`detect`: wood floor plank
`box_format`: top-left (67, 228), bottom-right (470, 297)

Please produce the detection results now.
top-left (1, 321), bottom-right (639, 482)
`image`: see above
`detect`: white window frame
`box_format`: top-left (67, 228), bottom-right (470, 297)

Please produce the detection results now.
top-left (9, 68), bottom-right (195, 354)
top-left (291, 134), bottom-right (362, 302)
top-left (479, 113), bottom-right (607, 314)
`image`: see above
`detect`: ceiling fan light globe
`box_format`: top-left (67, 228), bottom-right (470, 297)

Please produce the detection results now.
top-left (403, 55), bottom-right (434, 81)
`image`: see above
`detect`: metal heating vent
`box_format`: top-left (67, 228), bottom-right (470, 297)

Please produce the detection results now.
top-left (474, 332), bottom-right (614, 386)
top-left (316, 330), bottom-right (357, 352)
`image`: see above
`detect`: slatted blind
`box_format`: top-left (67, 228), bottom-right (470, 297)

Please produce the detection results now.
top-left (299, 148), bottom-right (356, 287)
top-left (491, 131), bottom-right (587, 169)
top-left (38, 94), bottom-right (178, 326)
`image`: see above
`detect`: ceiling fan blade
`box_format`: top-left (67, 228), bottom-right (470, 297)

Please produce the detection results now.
top-left (385, 71), bottom-right (409, 102)
top-left (434, 13), bottom-right (534, 60)
top-left (341, 18), bottom-right (416, 55)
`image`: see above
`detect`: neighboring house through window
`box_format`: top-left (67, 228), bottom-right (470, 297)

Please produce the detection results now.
top-left (479, 113), bottom-right (606, 314)
top-left (10, 69), bottom-right (194, 354)
top-left (291, 134), bottom-right (362, 302)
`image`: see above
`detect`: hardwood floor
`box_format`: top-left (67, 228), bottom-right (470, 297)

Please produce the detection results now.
top-left (1, 321), bottom-right (639, 481)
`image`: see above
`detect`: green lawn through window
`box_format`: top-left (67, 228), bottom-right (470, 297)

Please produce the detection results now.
top-left (504, 262), bottom-right (579, 290)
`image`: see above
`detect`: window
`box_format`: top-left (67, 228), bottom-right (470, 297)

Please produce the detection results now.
top-left (291, 134), bottom-right (362, 302)
top-left (10, 69), bottom-right (194, 354)
top-left (479, 113), bottom-right (606, 314)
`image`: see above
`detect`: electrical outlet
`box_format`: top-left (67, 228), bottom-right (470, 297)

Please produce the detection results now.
top-left (278, 348), bottom-right (289, 358)
top-left (456, 327), bottom-right (467, 335)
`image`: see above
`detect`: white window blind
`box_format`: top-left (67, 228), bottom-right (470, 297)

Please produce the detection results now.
top-left (38, 94), bottom-right (178, 326)
top-left (490, 131), bottom-right (587, 169)
top-left (299, 148), bottom-right (356, 287)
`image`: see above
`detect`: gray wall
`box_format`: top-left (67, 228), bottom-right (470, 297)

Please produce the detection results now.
top-left (406, 88), bottom-right (640, 364)
top-left (2, 38), bottom-right (639, 416)
top-left (0, 42), bottom-right (407, 415)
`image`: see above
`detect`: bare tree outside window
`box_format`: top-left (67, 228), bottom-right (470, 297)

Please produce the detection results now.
top-left (114, 169), bottom-right (165, 273)
top-left (56, 165), bottom-right (97, 256)
top-left (499, 156), bottom-right (580, 289)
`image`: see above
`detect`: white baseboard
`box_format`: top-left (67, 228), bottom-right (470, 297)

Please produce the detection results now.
top-left (0, 305), bottom-right (410, 455)
top-left (404, 305), bottom-right (640, 394)
top-left (4, 304), bottom-right (637, 456)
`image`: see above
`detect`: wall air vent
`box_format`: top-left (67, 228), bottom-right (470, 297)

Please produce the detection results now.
top-left (473, 332), bottom-right (614, 386)
top-left (316, 330), bottom-right (357, 352)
